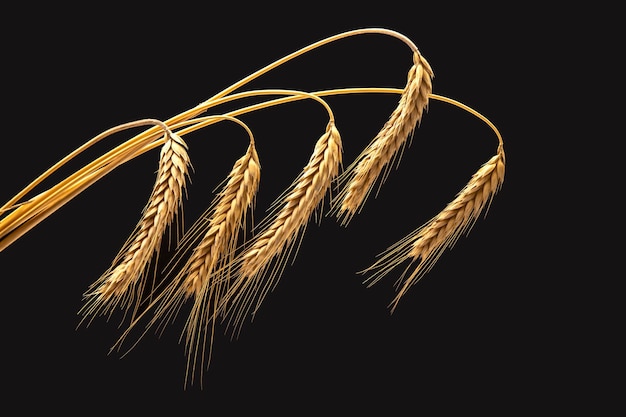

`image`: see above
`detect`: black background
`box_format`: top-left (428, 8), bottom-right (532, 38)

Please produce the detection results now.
top-left (1, 3), bottom-right (615, 414)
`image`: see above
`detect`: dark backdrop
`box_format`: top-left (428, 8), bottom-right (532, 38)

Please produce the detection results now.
top-left (1, 3), bottom-right (608, 414)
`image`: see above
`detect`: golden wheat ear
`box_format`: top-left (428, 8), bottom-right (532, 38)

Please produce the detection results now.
top-left (333, 51), bottom-right (433, 225)
top-left (220, 121), bottom-right (342, 336)
top-left (149, 141), bottom-right (261, 388)
top-left (79, 132), bottom-right (191, 323)
top-left (363, 144), bottom-right (505, 312)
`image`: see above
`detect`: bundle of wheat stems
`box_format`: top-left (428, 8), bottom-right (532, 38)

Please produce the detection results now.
top-left (0, 28), bottom-right (505, 387)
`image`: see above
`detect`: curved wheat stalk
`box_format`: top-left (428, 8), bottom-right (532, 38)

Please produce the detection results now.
top-left (333, 51), bottom-right (433, 224)
top-left (363, 144), bottom-right (506, 312)
top-left (221, 121), bottom-right (342, 336)
top-left (79, 132), bottom-right (191, 322)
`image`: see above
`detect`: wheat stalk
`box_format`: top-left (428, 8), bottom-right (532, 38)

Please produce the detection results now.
top-left (333, 51), bottom-right (433, 224)
top-left (221, 121), bottom-right (342, 335)
top-left (79, 132), bottom-right (191, 321)
top-left (363, 144), bottom-right (505, 312)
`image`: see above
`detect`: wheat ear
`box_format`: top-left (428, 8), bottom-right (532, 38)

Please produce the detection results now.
top-left (182, 143), bottom-right (260, 297)
top-left (364, 144), bottom-right (506, 312)
top-left (151, 142), bottom-right (260, 388)
top-left (222, 121), bottom-right (342, 334)
top-left (79, 132), bottom-right (191, 321)
top-left (333, 51), bottom-right (433, 224)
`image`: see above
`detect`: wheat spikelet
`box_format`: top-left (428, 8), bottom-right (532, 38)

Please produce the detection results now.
top-left (364, 144), bottom-right (505, 312)
top-left (222, 121), bottom-right (342, 334)
top-left (79, 133), bottom-right (191, 321)
top-left (333, 51), bottom-right (433, 224)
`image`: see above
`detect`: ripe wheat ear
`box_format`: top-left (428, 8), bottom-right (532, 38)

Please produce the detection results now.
top-left (363, 144), bottom-right (506, 312)
top-left (220, 121), bottom-right (342, 336)
top-left (333, 51), bottom-right (433, 224)
top-left (79, 133), bottom-right (191, 322)
top-left (144, 142), bottom-right (261, 388)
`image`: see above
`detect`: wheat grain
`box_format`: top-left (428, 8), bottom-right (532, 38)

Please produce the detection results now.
top-left (222, 121), bottom-right (342, 334)
top-left (363, 144), bottom-right (505, 312)
top-left (333, 51), bottom-right (433, 224)
top-left (79, 132), bottom-right (191, 320)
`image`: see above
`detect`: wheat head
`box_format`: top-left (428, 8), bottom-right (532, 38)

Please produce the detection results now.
top-left (364, 144), bottom-right (505, 312)
top-left (222, 121), bottom-right (342, 334)
top-left (80, 133), bottom-right (191, 320)
top-left (181, 142), bottom-right (261, 297)
top-left (333, 51), bottom-right (433, 224)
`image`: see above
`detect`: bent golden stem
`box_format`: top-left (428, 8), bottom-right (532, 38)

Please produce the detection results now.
top-left (1, 27), bottom-right (413, 218)
top-left (178, 89), bottom-right (502, 149)
top-left (0, 136), bottom-right (150, 237)
top-left (0, 122), bottom-right (172, 251)
top-left (0, 119), bottom-right (171, 214)
top-left (0, 151), bottom-right (137, 251)
top-left (312, 89), bottom-right (503, 148)
top-left (205, 28), bottom-right (418, 103)
top-left (3, 28), bottom-right (414, 210)
top-left (90, 28), bottom-right (416, 157)
top-left (171, 88), bottom-right (335, 137)
top-left (428, 93), bottom-right (503, 148)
